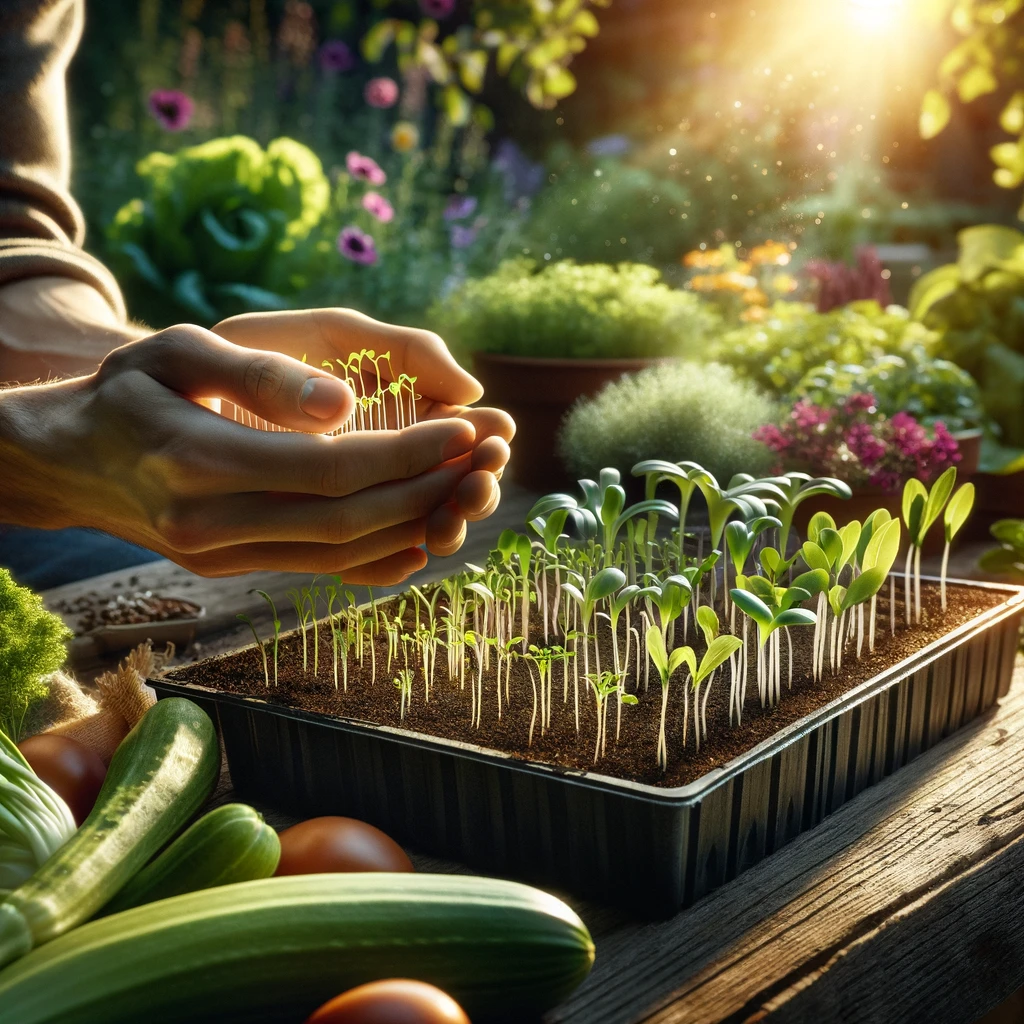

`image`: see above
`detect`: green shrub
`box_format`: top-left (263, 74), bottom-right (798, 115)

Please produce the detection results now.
top-left (516, 154), bottom-right (695, 267)
top-left (0, 571), bottom-right (71, 742)
top-left (434, 259), bottom-right (720, 360)
top-left (910, 225), bottom-right (1024, 471)
top-left (708, 300), bottom-right (939, 396)
top-left (107, 136), bottom-right (330, 328)
top-left (558, 361), bottom-right (777, 484)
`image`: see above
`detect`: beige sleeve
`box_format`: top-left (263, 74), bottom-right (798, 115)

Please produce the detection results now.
top-left (0, 0), bottom-right (126, 320)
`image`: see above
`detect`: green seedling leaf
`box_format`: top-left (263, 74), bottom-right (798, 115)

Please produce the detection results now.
top-left (587, 567), bottom-right (627, 603)
top-left (841, 567), bottom-right (888, 611)
top-left (612, 499), bottom-right (678, 538)
top-left (620, 693), bottom-right (639, 706)
top-left (828, 584), bottom-right (846, 618)
top-left (807, 511), bottom-right (836, 544)
top-left (528, 493), bottom-right (578, 520)
top-left (600, 484), bottom-right (626, 527)
top-left (779, 586), bottom-right (812, 611)
top-left (864, 518), bottom-right (901, 576)
top-left (991, 519), bottom-right (1024, 547)
top-left (791, 569), bottom-right (829, 597)
top-left (817, 528), bottom-right (844, 568)
top-left (857, 508), bottom-right (892, 568)
top-left (746, 575), bottom-right (777, 603)
top-left (730, 589), bottom-right (773, 629)
top-left (923, 466), bottom-right (957, 535)
top-left (903, 478), bottom-right (928, 542)
top-left (838, 521), bottom-right (862, 572)
top-left (801, 541), bottom-right (831, 574)
top-left (695, 635), bottom-right (744, 684)
top-left (944, 483), bottom-right (975, 543)
top-left (760, 546), bottom-right (782, 578)
top-left (773, 608), bottom-right (818, 629)
top-left (696, 605), bottom-right (720, 648)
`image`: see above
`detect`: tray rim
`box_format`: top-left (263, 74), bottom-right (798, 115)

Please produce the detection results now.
top-left (153, 575), bottom-right (1024, 809)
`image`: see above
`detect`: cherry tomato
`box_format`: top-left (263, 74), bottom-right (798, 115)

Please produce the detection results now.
top-left (17, 733), bottom-right (106, 825)
top-left (305, 979), bottom-right (471, 1024)
top-left (276, 816), bottom-right (414, 875)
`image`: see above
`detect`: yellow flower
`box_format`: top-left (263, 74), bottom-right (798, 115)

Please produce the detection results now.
top-left (390, 121), bottom-right (420, 153)
top-left (683, 248), bottom-right (725, 269)
top-left (742, 287), bottom-right (768, 306)
top-left (749, 240), bottom-right (791, 267)
top-left (741, 304), bottom-right (767, 322)
top-left (772, 273), bottom-right (799, 294)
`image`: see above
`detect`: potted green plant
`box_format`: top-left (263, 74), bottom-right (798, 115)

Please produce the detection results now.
top-left (153, 460), bottom-right (1023, 916)
top-left (909, 224), bottom-right (1024, 519)
top-left (432, 259), bottom-right (720, 488)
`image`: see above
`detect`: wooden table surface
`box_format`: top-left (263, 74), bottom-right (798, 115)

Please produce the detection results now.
top-left (41, 487), bottom-right (1024, 1024)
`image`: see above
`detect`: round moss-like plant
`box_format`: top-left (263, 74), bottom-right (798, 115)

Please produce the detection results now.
top-left (433, 258), bottom-right (720, 361)
top-left (558, 361), bottom-right (778, 484)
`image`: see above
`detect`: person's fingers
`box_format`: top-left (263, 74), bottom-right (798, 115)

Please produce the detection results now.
top-left (189, 540), bottom-right (427, 582)
top-left (160, 414), bottom-right (475, 499)
top-left (471, 436), bottom-right (511, 476)
top-left (213, 309), bottom-right (484, 407)
top-left (425, 502), bottom-right (467, 557)
top-left (456, 472), bottom-right (501, 521)
top-left (154, 460), bottom-right (473, 551)
top-left (420, 404), bottom-right (516, 445)
top-left (99, 323), bottom-right (355, 432)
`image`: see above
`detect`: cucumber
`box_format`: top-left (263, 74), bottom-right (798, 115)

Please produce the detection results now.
top-left (0, 698), bottom-right (218, 968)
top-left (0, 873), bottom-right (595, 1024)
top-left (100, 803), bottom-right (280, 916)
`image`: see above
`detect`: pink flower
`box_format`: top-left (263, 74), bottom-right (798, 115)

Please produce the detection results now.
top-left (868, 469), bottom-right (903, 494)
top-left (364, 77), bottom-right (399, 109)
top-left (843, 392), bottom-right (877, 414)
top-left (337, 226), bottom-right (378, 265)
top-left (346, 151), bottom-right (387, 185)
top-left (845, 423), bottom-right (886, 466)
top-left (148, 89), bottom-right (195, 131)
top-left (890, 411), bottom-right (928, 457)
top-left (753, 423), bottom-right (789, 452)
top-left (420, 0), bottom-right (456, 17)
top-left (361, 191), bottom-right (394, 223)
top-left (791, 400), bottom-right (832, 431)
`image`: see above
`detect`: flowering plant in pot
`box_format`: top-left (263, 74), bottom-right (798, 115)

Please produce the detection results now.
top-left (754, 393), bottom-right (965, 552)
top-left (432, 258), bottom-right (720, 488)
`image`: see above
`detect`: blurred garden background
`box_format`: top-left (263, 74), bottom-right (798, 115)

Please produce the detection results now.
top-left (71, 0), bottom-right (1024, 504)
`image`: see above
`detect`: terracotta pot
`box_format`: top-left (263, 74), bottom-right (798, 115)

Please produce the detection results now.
top-left (471, 352), bottom-right (662, 490)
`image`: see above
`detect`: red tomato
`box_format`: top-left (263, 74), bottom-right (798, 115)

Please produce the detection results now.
top-left (276, 816), bottom-right (414, 875)
top-left (17, 734), bottom-right (106, 825)
top-left (305, 980), bottom-right (471, 1024)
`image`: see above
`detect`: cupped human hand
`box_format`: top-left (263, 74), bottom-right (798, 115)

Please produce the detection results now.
top-left (0, 324), bottom-right (509, 583)
top-left (212, 308), bottom-right (514, 549)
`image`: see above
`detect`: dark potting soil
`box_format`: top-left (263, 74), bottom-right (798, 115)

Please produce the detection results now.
top-left (166, 582), bottom-right (1010, 788)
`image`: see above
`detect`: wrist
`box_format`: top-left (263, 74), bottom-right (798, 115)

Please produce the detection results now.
top-left (0, 377), bottom-right (91, 530)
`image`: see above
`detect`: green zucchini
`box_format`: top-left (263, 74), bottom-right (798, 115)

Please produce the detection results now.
top-left (100, 803), bottom-right (280, 916)
top-left (0, 698), bottom-right (218, 969)
top-left (0, 873), bottom-right (595, 1024)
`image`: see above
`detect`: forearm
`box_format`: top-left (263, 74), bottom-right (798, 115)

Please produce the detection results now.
top-left (0, 278), bottom-right (145, 385)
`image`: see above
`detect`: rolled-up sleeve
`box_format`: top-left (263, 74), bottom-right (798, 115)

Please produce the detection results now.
top-left (0, 0), bottom-right (125, 319)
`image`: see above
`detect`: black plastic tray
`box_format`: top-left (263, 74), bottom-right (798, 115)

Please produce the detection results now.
top-left (152, 578), bottom-right (1024, 916)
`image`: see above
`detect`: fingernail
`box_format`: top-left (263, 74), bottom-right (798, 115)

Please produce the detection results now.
top-left (300, 377), bottom-right (349, 420)
top-left (442, 429), bottom-right (475, 461)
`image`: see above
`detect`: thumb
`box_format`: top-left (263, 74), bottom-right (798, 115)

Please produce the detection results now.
top-left (106, 324), bottom-right (355, 432)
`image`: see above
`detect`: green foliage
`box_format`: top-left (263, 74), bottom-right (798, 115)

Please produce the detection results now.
top-left (516, 154), bottom-right (695, 267)
top-left (0, 571), bottom-right (72, 742)
top-left (558, 362), bottom-right (777, 486)
top-left (435, 258), bottom-right (720, 360)
top-left (979, 519), bottom-right (1024, 579)
top-left (793, 349), bottom-right (987, 433)
top-left (919, 0), bottom-right (1024, 216)
top-left (107, 136), bottom-right (330, 327)
top-left (709, 300), bottom-right (940, 397)
top-left (910, 225), bottom-right (1024, 469)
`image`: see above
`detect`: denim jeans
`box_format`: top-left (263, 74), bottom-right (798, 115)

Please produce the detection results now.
top-left (0, 525), bottom-right (164, 591)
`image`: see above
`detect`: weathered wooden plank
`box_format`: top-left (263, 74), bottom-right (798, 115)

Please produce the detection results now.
top-left (547, 660), bottom-right (1024, 1024)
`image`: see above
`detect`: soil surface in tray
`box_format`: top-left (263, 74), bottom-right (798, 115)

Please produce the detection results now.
top-left (167, 582), bottom-right (1010, 788)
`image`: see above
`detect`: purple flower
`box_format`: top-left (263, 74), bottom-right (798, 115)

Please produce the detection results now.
top-left (419, 0), bottom-right (456, 16)
top-left (346, 151), bottom-right (387, 186)
top-left (319, 40), bottom-right (354, 73)
top-left (890, 411), bottom-right (927, 457)
top-left (443, 194), bottom-right (478, 221)
top-left (450, 225), bottom-right (477, 249)
top-left (586, 134), bottom-right (632, 158)
top-left (791, 400), bottom-right (832, 431)
top-left (361, 191), bottom-right (394, 223)
top-left (364, 77), bottom-right (399, 109)
top-left (843, 392), bottom-right (877, 414)
top-left (753, 424), bottom-right (789, 452)
top-left (338, 226), bottom-right (378, 265)
top-left (148, 89), bottom-right (195, 131)
top-left (845, 423), bottom-right (886, 466)
top-left (492, 140), bottom-right (545, 204)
